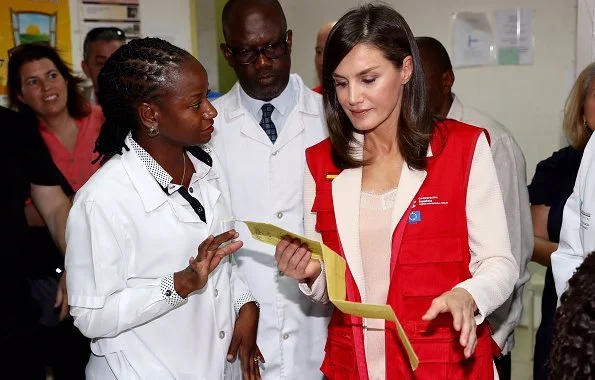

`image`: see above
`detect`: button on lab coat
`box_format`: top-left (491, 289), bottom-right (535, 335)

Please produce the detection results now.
top-left (211, 74), bottom-right (331, 380)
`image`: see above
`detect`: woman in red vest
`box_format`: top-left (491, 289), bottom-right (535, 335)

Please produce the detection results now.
top-left (274, 4), bottom-right (518, 380)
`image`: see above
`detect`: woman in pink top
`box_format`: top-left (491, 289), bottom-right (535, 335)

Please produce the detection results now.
top-left (7, 43), bottom-right (104, 380)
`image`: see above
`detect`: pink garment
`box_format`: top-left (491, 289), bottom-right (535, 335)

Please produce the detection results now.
top-left (359, 188), bottom-right (397, 380)
top-left (38, 105), bottom-right (104, 191)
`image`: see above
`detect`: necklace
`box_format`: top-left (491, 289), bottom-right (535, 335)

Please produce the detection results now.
top-left (181, 153), bottom-right (186, 185)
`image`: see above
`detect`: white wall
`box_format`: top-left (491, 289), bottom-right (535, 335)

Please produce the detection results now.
top-left (284, 0), bottom-right (577, 181)
top-left (140, 0), bottom-right (193, 53)
top-left (68, 0), bottom-right (193, 74)
top-left (196, 0), bottom-right (220, 91)
top-left (577, 0), bottom-right (595, 72)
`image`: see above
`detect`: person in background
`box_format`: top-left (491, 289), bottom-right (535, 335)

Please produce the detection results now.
top-left (551, 136), bottom-right (595, 293)
top-left (8, 42), bottom-right (104, 379)
top-left (81, 27), bottom-right (126, 104)
top-left (212, 0), bottom-right (330, 379)
top-left (276, 4), bottom-right (517, 379)
top-left (528, 62), bottom-right (595, 379)
top-left (66, 37), bottom-right (261, 380)
top-left (549, 252), bottom-right (595, 380)
top-left (415, 36), bottom-right (533, 380)
top-left (313, 21), bottom-right (335, 94)
top-left (0, 105), bottom-right (71, 379)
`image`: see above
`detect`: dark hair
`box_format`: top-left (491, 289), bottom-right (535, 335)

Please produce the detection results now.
top-left (7, 43), bottom-right (90, 120)
top-left (549, 252), bottom-right (595, 380)
top-left (322, 3), bottom-right (432, 170)
top-left (415, 36), bottom-right (452, 73)
top-left (94, 37), bottom-right (191, 165)
top-left (83, 27), bottom-right (126, 60)
top-left (221, 0), bottom-right (286, 41)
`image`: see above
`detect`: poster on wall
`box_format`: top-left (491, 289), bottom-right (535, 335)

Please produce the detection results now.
top-left (0, 0), bottom-right (72, 98)
top-left (494, 9), bottom-right (535, 65)
top-left (80, 0), bottom-right (140, 44)
top-left (451, 12), bottom-right (495, 68)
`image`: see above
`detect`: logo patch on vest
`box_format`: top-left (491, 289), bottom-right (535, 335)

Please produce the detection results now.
top-left (417, 195), bottom-right (449, 206)
top-left (408, 210), bottom-right (421, 224)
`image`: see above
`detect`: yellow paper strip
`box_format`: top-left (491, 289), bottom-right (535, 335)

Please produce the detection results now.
top-left (242, 221), bottom-right (323, 261)
top-left (240, 221), bottom-right (419, 370)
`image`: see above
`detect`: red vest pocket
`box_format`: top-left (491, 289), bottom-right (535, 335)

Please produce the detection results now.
top-left (322, 328), bottom-right (358, 378)
top-left (400, 262), bottom-right (468, 297)
top-left (398, 237), bottom-right (469, 298)
top-left (410, 340), bottom-right (492, 379)
top-left (399, 237), bottom-right (465, 264)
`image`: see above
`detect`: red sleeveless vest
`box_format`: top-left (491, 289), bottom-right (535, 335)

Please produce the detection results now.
top-left (306, 120), bottom-right (498, 379)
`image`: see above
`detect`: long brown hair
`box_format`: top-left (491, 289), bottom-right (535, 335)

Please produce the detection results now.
top-left (322, 3), bottom-right (432, 170)
top-left (7, 43), bottom-right (90, 120)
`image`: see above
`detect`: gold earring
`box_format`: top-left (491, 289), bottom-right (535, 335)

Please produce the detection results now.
top-left (147, 124), bottom-right (160, 138)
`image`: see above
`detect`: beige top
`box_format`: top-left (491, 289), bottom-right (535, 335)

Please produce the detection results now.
top-left (360, 188), bottom-right (398, 380)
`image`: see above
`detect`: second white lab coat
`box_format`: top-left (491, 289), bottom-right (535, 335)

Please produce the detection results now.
top-left (211, 74), bottom-right (331, 380)
top-left (552, 133), bottom-right (595, 299)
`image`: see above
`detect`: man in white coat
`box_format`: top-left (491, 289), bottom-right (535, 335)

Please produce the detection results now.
top-left (416, 37), bottom-right (532, 380)
top-left (552, 132), bottom-right (595, 298)
top-left (211, 1), bottom-right (331, 379)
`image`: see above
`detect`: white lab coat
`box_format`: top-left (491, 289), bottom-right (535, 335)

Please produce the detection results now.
top-left (552, 133), bottom-right (595, 299)
top-left (66, 137), bottom-right (248, 380)
top-left (211, 74), bottom-right (331, 380)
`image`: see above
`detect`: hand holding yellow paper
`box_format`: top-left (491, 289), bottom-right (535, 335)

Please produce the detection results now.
top-left (241, 220), bottom-right (323, 260)
top-left (240, 220), bottom-right (419, 370)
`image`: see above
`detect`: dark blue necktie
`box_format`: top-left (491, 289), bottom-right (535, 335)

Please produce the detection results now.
top-left (259, 103), bottom-right (278, 143)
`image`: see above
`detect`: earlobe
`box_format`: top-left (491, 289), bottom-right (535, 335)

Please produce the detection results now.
top-left (137, 102), bottom-right (157, 128)
top-left (402, 56), bottom-right (413, 84)
top-left (220, 44), bottom-right (234, 67)
top-left (442, 70), bottom-right (455, 94)
top-left (81, 61), bottom-right (90, 77)
top-left (287, 30), bottom-right (293, 52)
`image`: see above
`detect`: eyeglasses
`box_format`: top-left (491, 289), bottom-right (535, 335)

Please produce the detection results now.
top-left (225, 31), bottom-right (290, 65)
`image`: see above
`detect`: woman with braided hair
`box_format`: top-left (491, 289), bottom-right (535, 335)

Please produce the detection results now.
top-left (65, 37), bottom-right (263, 380)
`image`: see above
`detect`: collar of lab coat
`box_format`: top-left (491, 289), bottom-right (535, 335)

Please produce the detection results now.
top-left (121, 135), bottom-right (219, 214)
top-left (223, 74), bottom-right (321, 121)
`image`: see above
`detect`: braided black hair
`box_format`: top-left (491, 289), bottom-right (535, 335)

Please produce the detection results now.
top-left (94, 37), bottom-right (191, 164)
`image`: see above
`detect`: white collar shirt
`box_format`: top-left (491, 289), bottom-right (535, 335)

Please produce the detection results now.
top-left (66, 134), bottom-right (251, 380)
top-left (239, 75), bottom-right (298, 134)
